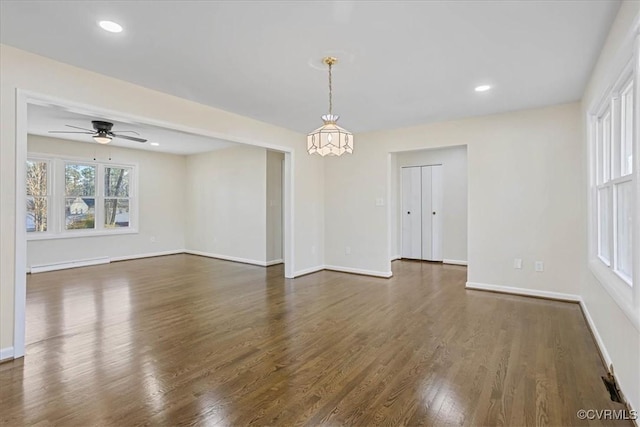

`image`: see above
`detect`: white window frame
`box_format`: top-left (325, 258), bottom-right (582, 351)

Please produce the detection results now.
top-left (26, 153), bottom-right (139, 240)
top-left (587, 32), bottom-right (640, 325)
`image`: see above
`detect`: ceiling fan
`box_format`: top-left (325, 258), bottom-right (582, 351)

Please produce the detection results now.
top-left (49, 120), bottom-right (147, 144)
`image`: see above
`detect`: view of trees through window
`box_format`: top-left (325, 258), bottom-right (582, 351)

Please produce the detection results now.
top-left (26, 160), bottom-right (48, 232)
top-left (104, 167), bottom-right (130, 228)
top-left (65, 164), bottom-right (96, 230)
top-left (26, 158), bottom-right (135, 235)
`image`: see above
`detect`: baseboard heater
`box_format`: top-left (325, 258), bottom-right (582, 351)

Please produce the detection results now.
top-left (30, 257), bottom-right (110, 274)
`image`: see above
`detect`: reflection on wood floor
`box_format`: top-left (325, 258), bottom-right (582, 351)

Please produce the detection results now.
top-left (0, 255), bottom-right (628, 426)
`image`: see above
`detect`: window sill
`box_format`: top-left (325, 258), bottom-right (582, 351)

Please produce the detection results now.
top-left (27, 228), bottom-right (138, 241)
top-left (589, 258), bottom-right (640, 332)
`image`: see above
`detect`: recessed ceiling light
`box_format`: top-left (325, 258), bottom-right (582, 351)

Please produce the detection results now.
top-left (98, 20), bottom-right (123, 33)
top-left (150, 142), bottom-right (160, 146)
top-left (475, 85), bottom-right (492, 92)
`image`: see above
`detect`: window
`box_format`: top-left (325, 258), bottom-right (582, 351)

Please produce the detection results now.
top-left (65, 163), bottom-right (96, 230)
top-left (104, 166), bottom-right (131, 228)
top-left (592, 72), bottom-right (634, 286)
top-left (26, 156), bottom-right (137, 239)
top-left (26, 159), bottom-right (49, 233)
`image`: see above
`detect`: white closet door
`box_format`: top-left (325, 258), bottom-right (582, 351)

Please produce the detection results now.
top-left (420, 166), bottom-right (433, 260)
top-left (401, 167), bottom-right (422, 259)
top-left (430, 165), bottom-right (443, 261)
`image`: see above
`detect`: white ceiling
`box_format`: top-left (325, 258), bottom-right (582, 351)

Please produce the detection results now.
top-left (2, 1), bottom-right (620, 134)
top-left (28, 103), bottom-right (237, 155)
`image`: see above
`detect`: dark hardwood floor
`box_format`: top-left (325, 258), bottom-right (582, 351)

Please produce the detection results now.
top-left (0, 255), bottom-right (629, 426)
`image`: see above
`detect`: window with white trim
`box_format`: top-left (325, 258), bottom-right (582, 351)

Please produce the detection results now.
top-left (26, 156), bottom-right (137, 239)
top-left (593, 71), bottom-right (634, 286)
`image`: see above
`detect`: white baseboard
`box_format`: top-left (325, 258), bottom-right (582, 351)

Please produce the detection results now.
top-left (185, 250), bottom-right (267, 267)
top-left (110, 249), bottom-right (184, 262)
top-left (0, 347), bottom-right (14, 361)
top-left (465, 281), bottom-right (581, 302)
top-left (325, 265), bottom-right (393, 278)
top-left (292, 265), bottom-right (326, 278)
top-left (265, 259), bottom-right (284, 266)
top-left (578, 298), bottom-right (613, 369)
top-left (30, 256), bottom-right (110, 274)
top-left (391, 255), bottom-right (402, 261)
top-left (443, 259), bottom-right (468, 266)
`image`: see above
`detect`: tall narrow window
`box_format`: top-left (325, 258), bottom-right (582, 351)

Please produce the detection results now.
top-left (26, 159), bottom-right (49, 232)
top-left (65, 163), bottom-right (96, 230)
top-left (104, 166), bottom-right (131, 228)
top-left (592, 75), bottom-right (634, 287)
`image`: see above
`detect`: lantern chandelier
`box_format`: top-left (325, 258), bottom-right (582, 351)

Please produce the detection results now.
top-left (307, 57), bottom-right (354, 156)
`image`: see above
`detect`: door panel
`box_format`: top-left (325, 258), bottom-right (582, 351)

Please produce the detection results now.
top-left (430, 165), bottom-right (443, 261)
top-left (420, 166), bottom-right (433, 260)
top-left (401, 167), bottom-right (421, 259)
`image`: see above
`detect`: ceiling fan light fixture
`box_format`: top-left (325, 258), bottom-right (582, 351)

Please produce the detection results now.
top-left (307, 57), bottom-right (353, 156)
top-left (93, 133), bottom-right (112, 144)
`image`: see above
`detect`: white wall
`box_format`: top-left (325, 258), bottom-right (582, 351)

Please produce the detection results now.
top-left (580, 1), bottom-right (640, 412)
top-left (393, 146), bottom-right (468, 263)
top-left (185, 145), bottom-right (267, 264)
top-left (325, 102), bottom-right (583, 292)
top-left (27, 135), bottom-right (186, 267)
top-left (1, 45), bottom-right (325, 352)
top-left (266, 150), bottom-right (284, 263)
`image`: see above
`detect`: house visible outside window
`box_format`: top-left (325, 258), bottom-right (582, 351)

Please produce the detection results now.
top-left (26, 159), bottom-right (49, 233)
top-left (26, 156), bottom-right (137, 239)
top-left (65, 163), bottom-right (96, 230)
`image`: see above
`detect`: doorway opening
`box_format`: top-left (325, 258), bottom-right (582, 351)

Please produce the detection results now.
top-left (389, 145), bottom-right (468, 266)
top-left (13, 90), bottom-right (295, 358)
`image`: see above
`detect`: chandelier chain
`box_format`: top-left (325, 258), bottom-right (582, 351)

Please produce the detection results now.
top-left (328, 61), bottom-right (333, 115)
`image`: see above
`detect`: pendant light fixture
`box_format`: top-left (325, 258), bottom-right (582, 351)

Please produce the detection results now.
top-left (307, 57), bottom-right (353, 156)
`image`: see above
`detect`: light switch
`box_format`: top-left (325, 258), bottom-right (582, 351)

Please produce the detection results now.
top-left (535, 261), bottom-right (544, 272)
top-left (514, 258), bottom-right (522, 269)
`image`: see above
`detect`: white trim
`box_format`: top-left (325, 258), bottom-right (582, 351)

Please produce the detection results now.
top-left (292, 265), bottom-right (325, 278)
top-left (185, 249), bottom-right (268, 267)
top-left (391, 254), bottom-right (402, 261)
top-left (443, 259), bottom-right (468, 266)
top-left (28, 228), bottom-right (139, 241)
top-left (465, 281), bottom-right (581, 302)
top-left (324, 265), bottom-right (393, 278)
top-left (265, 259), bottom-right (283, 266)
top-left (0, 347), bottom-right (14, 362)
top-left (578, 299), bottom-right (613, 370)
top-left (14, 89), bottom-right (27, 359)
top-left (30, 257), bottom-right (110, 274)
top-left (110, 249), bottom-right (184, 263)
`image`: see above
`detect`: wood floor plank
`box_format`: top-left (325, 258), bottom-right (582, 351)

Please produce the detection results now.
top-left (0, 255), bottom-right (630, 426)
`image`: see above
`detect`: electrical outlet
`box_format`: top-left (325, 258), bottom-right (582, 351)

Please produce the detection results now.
top-left (150, 236), bottom-right (156, 243)
top-left (514, 258), bottom-right (522, 269)
top-left (375, 197), bottom-right (384, 207)
top-left (311, 245), bottom-right (316, 254)
top-left (535, 261), bottom-right (544, 272)
top-left (345, 246), bottom-right (351, 255)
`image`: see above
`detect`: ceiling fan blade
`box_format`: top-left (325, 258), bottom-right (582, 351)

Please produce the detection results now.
top-left (65, 124), bottom-right (95, 132)
top-left (49, 131), bottom-right (94, 134)
top-left (113, 134), bottom-right (147, 143)
top-left (112, 130), bottom-right (140, 135)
